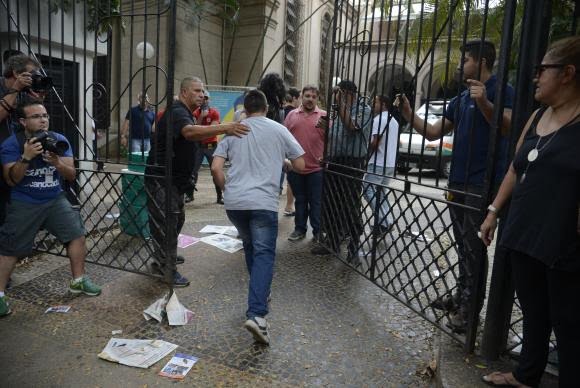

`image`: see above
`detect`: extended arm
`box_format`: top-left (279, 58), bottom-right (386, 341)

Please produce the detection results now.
top-left (395, 94), bottom-right (454, 141)
top-left (181, 122), bottom-right (248, 141)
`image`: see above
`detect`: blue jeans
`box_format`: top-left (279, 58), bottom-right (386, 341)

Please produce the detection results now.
top-left (130, 138), bottom-right (151, 153)
top-left (363, 164), bottom-right (394, 227)
top-left (226, 209), bottom-right (278, 319)
top-left (287, 170), bottom-right (323, 236)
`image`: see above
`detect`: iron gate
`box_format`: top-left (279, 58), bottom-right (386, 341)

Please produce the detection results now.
top-left (320, 0), bottom-right (578, 355)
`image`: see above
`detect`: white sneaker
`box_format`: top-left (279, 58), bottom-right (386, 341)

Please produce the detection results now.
top-left (244, 316), bottom-right (270, 345)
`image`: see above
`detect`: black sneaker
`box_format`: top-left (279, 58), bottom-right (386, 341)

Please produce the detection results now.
top-left (288, 230), bottom-right (306, 241)
top-left (184, 194), bottom-right (194, 203)
top-left (430, 294), bottom-right (459, 312)
top-left (216, 197), bottom-right (224, 205)
top-left (176, 255), bottom-right (185, 265)
top-left (244, 316), bottom-right (270, 345)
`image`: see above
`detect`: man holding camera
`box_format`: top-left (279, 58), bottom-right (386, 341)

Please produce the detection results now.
top-left (312, 80), bottom-right (372, 262)
top-left (0, 54), bottom-right (47, 225)
top-left (395, 40), bottom-right (514, 333)
top-left (0, 100), bottom-right (101, 317)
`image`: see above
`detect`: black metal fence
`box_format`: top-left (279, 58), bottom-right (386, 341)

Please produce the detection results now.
top-left (320, 0), bottom-right (578, 357)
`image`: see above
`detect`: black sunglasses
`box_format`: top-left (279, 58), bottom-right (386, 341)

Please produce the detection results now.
top-left (534, 63), bottom-right (567, 76)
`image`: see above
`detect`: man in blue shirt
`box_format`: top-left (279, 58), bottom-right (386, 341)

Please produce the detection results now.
top-left (0, 100), bottom-right (101, 317)
top-left (121, 92), bottom-right (155, 153)
top-left (397, 40), bottom-right (514, 332)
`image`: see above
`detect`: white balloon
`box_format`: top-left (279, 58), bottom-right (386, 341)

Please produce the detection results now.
top-left (136, 41), bottom-right (154, 59)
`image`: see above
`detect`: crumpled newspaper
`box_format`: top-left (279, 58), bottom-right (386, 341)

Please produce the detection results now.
top-left (143, 292), bottom-right (194, 326)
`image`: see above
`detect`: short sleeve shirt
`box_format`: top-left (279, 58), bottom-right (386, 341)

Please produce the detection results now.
top-left (145, 101), bottom-right (198, 192)
top-left (214, 116), bottom-right (304, 212)
top-left (443, 75), bottom-right (514, 185)
top-left (368, 111), bottom-right (399, 168)
top-left (125, 106), bottom-right (155, 140)
top-left (283, 106), bottom-right (326, 174)
top-left (0, 132), bottom-right (73, 204)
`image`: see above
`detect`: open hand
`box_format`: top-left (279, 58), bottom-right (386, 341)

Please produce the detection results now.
top-left (225, 122), bottom-right (250, 138)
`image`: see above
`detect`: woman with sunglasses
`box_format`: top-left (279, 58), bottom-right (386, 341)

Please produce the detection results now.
top-left (479, 36), bottom-right (580, 388)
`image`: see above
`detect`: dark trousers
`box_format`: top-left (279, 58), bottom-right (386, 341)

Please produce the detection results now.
top-left (448, 183), bottom-right (490, 318)
top-left (145, 177), bottom-right (185, 266)
top-left (287, 170), bottom-right (323, 236)
top-left (511, 250), bottom-right (580, 388)
top-left (189, 143), bottom-right (222, 199)
top-left (320, 157), bottom-right (365, 255)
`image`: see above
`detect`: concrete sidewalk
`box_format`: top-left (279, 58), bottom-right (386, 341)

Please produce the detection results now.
top-left (0, 168), bottom-right (437, 387)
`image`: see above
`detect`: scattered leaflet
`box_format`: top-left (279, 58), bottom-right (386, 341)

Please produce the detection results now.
top-left (199, 225), bottom-right (239, 237)
top-left (98, 338), bottom-right (178, 369)
top-left (166, 292), bottom-right (194, 326)
top-left (200, 234), bottom-right (243, 253)
top-left (45, 305), bottom-right (71, 313)
top-left (143, 293), bottom-right (169, 323)
top-left (158, 353), bottom-right (198, 380)
top-left (178, 234), bottom-right (200, 249)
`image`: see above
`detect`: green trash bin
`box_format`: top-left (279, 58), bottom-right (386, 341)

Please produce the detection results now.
top-left (119, 152), bottom-right (150, 237)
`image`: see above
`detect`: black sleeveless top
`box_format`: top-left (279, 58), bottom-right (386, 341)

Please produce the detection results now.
top-left (500, 107), bottom-right (580, 270)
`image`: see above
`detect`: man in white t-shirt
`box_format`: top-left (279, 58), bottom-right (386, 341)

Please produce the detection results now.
top-left (363, 95), bottom-right (399, 234)
top-left (211, 89), bottom-right (305, 345)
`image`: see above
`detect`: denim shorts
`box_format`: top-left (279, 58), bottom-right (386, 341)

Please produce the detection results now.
top-left (0, 192), bottom-right (86, 257)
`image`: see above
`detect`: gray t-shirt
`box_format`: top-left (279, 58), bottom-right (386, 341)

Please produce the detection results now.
top-left (214, 116), bottom-right (304, 212)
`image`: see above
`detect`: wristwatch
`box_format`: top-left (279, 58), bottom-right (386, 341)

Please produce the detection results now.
top-left (487, 204), bottom-right (499, 215)
top-left (19, 155), bottom-right (31, 164)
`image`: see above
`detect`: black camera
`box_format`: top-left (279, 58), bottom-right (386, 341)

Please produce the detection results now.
top-left (33, 131), bottom-right (69, 156)
top-left (28, 70), bottom-right (53, 93)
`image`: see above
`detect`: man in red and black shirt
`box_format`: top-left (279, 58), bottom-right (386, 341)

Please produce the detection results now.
top-left (186, 91), bottom-right (223, 204)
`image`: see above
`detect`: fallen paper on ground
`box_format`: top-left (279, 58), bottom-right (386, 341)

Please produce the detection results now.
top-left (200, 234), bottom-right (243, 253)
top-left (98, 338), bottom-right (178, 369)
top-left (199, 225), bottom-right (239, 237)
top-left (402, 230), bottom-right (433, 243)
top-left (45, 305), bottom-right (71, 313)
top-left (166, 292), bottom-right (194, 326)
top-left (178, 233), bottom-right (200, 249)
top-left (143, 293), bottom-right (169, 323)
top-left (158, 353), bottom-right (199, 379)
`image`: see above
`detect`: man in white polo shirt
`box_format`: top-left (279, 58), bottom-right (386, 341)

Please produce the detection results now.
top-left (364, 95), bottom-right (399, 234)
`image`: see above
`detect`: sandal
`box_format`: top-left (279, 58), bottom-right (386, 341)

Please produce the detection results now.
top-left (481, 372), bottom-right (531, 388)
top-left (283, 209), bottom-right (295, 216)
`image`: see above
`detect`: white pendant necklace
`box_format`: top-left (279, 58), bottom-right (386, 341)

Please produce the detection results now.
top-left (527, 148), bottom-right (538, 162)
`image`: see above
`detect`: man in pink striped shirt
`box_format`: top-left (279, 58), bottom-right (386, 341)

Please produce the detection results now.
top-left (284, 85), bottom-right (326, 242)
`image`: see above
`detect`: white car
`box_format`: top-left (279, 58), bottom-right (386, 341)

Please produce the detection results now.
top-left (397, 101), bottom-right (453, 177)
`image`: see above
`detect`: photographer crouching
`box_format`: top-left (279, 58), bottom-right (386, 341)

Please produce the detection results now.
top-left (0, 100), bottom-right (101, 317)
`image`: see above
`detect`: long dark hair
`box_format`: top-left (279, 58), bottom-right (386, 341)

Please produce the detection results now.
top-left (258, 72), bottom-right (286, 123)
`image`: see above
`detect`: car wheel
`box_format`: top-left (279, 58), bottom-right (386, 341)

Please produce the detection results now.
top-left (397, 166), bottom-right (412, 174)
